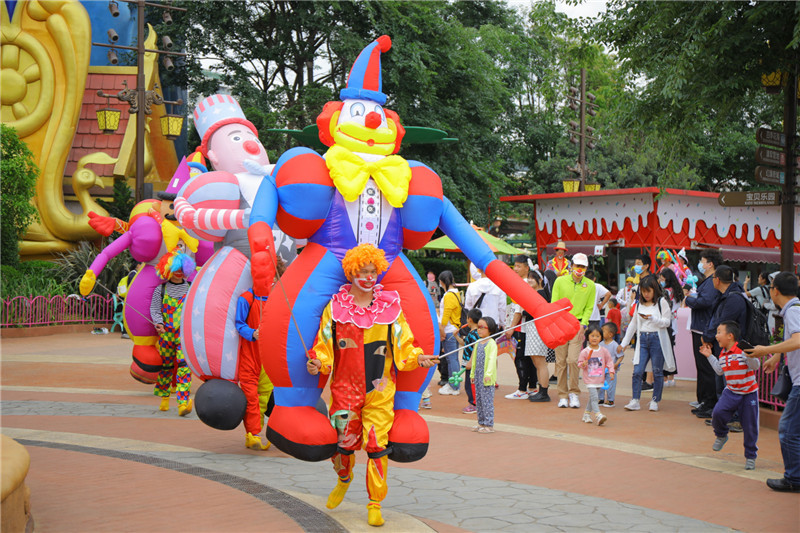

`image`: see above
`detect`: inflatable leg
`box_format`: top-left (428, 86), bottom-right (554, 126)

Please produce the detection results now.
top-left (125, 266), bottom-right (162, 383)
top-left (380, 253), bottom-right (438, 462)
top-left (260, 243), bottom-right (343, 461)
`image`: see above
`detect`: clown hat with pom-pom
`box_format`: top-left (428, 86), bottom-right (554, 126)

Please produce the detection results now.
top-left (340, 35), bottom-right (392, 105)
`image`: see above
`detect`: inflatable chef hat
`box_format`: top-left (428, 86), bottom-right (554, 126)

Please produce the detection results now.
top-left (340, 35), bottom-right (392, 105)
top-left (193, 94), bottom-right (258, 156)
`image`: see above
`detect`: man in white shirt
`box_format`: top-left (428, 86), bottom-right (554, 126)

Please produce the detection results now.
top-left (587, 270), bottom-right (611, 329)
top-left (464, 265), bottom-right (507, 326)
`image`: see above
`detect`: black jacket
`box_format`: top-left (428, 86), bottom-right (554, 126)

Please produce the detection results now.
top-left (703, 282), bottom-right (747, 343)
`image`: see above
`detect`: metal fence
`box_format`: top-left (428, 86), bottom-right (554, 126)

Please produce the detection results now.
top-left (756, 366), bottom-right (787, 411)
top-left (1, 294), bottom-right (114, 328)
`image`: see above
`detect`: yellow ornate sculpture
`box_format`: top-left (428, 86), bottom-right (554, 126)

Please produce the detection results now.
top-left (2, 0), bottom-right (107, 258)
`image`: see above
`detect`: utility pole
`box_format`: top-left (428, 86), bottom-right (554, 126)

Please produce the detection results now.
top-left (781, 67), bottom-right (797, 272)
top-left (566, 68), bottom-right (599, 191)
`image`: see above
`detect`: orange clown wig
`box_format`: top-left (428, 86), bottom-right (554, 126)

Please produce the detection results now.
top-left (341, 244), bottom-right (389, 281)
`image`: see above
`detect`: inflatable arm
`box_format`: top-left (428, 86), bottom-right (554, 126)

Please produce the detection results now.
top-left (437, 197), bottom-right (579, 347)
top-left (175, 171), bottom-right (250, 241)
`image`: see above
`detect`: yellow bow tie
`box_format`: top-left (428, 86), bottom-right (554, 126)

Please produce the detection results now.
top-left (325, 145), bottom-right (412, 208)
top-left (161, 220), bottom-right (199, 253)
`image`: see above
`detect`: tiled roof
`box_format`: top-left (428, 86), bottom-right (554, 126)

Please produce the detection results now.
top-left (65, 72), bottom-right (136, 180)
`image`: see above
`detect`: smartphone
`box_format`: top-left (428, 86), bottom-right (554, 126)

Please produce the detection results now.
top-left (738, 339), bottom-right (754, 351)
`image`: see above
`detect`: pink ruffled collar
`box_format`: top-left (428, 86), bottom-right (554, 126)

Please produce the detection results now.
top-left (331, 284), bottom-right (402, 328)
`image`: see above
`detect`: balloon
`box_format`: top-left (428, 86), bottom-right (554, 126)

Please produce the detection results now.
top-left (195, 378), bottom-right (248, 431)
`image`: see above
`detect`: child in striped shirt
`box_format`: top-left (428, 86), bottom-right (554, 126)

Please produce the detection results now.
top-left (700, 320), bottom-right (760, 470)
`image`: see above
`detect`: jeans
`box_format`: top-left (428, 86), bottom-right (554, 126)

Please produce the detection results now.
top-left (632, 332), bottom-right (664, 402)
top-left (598, 362), bottom-right (621, 403)
top-left (443, 333), bottom-right (460, 391)
top-left (779, 385), bottom-right (800, 484)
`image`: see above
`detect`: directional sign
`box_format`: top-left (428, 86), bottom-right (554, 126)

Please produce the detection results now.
top-left (756, 166), bottom-right (786, 185)
top-left (718, 191), bottom-right (781, 207)
top-left (756, 146), bottom-right (800, 168)
top-left (756, 127), bottom-right (786, 148)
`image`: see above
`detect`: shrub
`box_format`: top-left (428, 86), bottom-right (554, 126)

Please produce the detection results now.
top-left (1, 124), bottom-right (39, 267)
top-left (0, 261), bottom-right (71, 299)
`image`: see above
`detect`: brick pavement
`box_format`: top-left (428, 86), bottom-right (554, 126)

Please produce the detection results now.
top-left (1, 331), bottom-right (799, 532)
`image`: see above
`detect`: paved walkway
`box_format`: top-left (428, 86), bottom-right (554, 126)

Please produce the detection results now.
top-left (1, 331), bottom-right (798, 532)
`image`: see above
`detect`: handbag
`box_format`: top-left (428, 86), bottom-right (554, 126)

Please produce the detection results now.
top-left (770, 356), bottom-right (793, 402)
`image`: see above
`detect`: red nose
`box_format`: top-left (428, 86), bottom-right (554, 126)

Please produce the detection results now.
top-left (243, 140), bottom-right (260, 155)
top-left (364, 111), bottom-right (382, 129)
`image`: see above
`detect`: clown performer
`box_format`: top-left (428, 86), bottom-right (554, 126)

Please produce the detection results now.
top-left (246, 35), bottom-right (579, 462)
top-left (235, 255), bottom-right (287, 451)
top-left (545, 241), bottom-right (571, 277)
top-left (656, 249), bottom-right (688, 285)
top-left (306, 244), bottom-right (438, 527)
top-left (151, 248), bottom-right (195, 416)
top-left (172, 95), bottom-right (301, 403)
top-left (80, 159), bottom-right (213, 383)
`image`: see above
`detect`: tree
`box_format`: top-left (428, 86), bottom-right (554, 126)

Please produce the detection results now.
top-left (592, 1), bottom-right (797, 190)
top-left (1, 124), bottom-right (39, 267)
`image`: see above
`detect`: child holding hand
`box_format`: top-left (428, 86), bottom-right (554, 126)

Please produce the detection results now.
top-left (578, 325), bottom-right (615, 425)
top-left (470, 317), bottom-right (499, 434)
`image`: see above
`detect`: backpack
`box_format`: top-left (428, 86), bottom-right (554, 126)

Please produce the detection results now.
top-left (737, 292), bottom-right (770, 347)
top-left (458, 291), bottom-right (486, 336)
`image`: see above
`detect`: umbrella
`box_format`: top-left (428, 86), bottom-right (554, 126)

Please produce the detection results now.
top-left (422, 225), bottom-right (525, 255)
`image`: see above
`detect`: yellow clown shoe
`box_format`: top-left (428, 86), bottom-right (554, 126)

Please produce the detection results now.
top-left (178, 399), bottom-right (193, 417)
top-left (159, 397), bottom-right (170, 411)
top-left (367, 502), bottom-right (384, 527)
top-left (245, 433), bottom-right (270, 451)
top-left (326, 478), bottom-right (352, 509)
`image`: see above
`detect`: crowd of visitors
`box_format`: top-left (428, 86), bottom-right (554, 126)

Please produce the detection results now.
top-left (423, 243), bottom-right (800, 493)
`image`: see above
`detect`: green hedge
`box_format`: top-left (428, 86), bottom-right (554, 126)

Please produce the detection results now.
top-left (0, 261), bottom-right (71, 299)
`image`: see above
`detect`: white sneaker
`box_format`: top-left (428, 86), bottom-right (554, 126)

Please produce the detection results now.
top-left (624, 399), bottom-right (640, 411)
top-left (438, 384), bottom-right (460, 396)
top-left (558, 398), bottom-right (569, 408)
top-left (504, 390), bottom-right (529, 400)
top-left (649, 400), bottom-right (659, 412)
top-left (568, 393), bottom-right (580, 408)
top-left (689, 401), bottom-right (701, 408)
top-left (595, 412), bottom-right (607, 426)
top-left (582, 412), bottom-right (593, 423)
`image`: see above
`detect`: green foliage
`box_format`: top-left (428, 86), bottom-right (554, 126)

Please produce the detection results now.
top-left (96, 179), bottom-right (137, 221)
top-left (53, 241), bottom-right (135, 297)
top-left (409, 255), bottom-right (469, 284)
top-left (1, 124), bottom-right (39, 267)
top-left (0, 261), bottom-right (71, 299)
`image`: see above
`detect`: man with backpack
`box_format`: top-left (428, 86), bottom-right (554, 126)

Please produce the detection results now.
top-left (698, 265), bottom-right (748, 419)
top-left (745, 272), bottom-right (800, 492)
top-left (464, 265), bottom-right (507, 326)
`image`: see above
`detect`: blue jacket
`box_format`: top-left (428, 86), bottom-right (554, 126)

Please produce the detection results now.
top-left (685, 275), bottom-right (719, 332)
top-left (703, 282), bottom-right (747, 343)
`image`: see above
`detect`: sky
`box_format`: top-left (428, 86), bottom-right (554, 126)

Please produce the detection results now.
top-left (507, 0), bottom-right (608, 19)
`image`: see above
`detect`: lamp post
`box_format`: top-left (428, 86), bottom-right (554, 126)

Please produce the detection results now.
top-left (92, 0), bottom-right (187, 203)
top-left (566, 68), bottom-right (599, 192)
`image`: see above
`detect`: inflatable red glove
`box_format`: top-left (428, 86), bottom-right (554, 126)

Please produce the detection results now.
top-left (485, 260), bottom-right (580, 348)
top-left (248, 221), bottom-right (277, 297)
top-left (87, 211), bottom-right (120, 237)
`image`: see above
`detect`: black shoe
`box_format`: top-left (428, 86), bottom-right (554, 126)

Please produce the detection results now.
top-left (549, 375), bottom-right (558, 383)
top-left (528, 389), bottom-right (551, 402)
top-left (704, 419), bottom-right (713, 426)
top-left (691, 406), bottom-right (706, 414)
top-left (641, 382), bottom-right (654, 391)
top-left (598, 399), bottom-right (604, 405)
top-left (438, 379), bottom-right (448, 387)
top-left (694, 409), bottom-right (713, 419)
top-left (766, 478), bottom-right (800, 493)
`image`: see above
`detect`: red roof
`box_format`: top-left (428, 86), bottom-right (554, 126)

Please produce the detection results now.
top-left (65, 72), bottom-right (136, 179)
top-left (500, 187), bottom-right (719, 203)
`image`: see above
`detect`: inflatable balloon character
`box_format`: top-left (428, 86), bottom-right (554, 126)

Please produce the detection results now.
top-left (172, 95), bottom-right (303, 429)
top-left (245, 35), bottom-right (580, 463)
top-left (657, 249), bottom-right (688, 285)
top-left (80, 159), bottom-right (213, 383)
